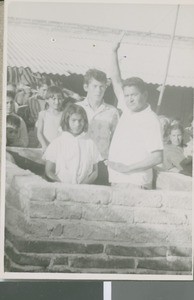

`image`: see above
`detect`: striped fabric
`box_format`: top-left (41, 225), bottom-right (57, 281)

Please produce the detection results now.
top-left (28, 95), bottom-right (46, 125)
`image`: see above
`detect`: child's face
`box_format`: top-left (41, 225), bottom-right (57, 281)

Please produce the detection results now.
top-left (69, 113), bottom-right (85, 136)
top-left (170, 129), bottom-right (183, 146)
top-left (47, 93), bottom-right (63, 111)
top-left (84, 78), bottom-right (106, 104)
top-left (6, 125), bottom-right (19, 145)
top-left (6, 97), bottom-right (15, 114)
top-left (124, 86), bottom-right (147, 112)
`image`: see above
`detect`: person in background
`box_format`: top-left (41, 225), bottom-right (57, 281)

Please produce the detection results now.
top-left (184, 115), bottom-right (193, 144)
top-left (7, 84), bottom-right (18, 112)
top-left (6, 90), bottom-right (29, 147)
top-left (170, 118), bottom-right (181, 127)
top-left (6, 114), bottom-right (21, 146)
top-left (163, 123), bottom-right (192, 176)
top-left (15, 84), bottom-right (33, 107)
top-left (78, 68), bottom-right (119, 185)
top-left (23, 84), bottom-right (32, 101)
top-left (107, 34), bottom-right (163, 189)
top-left (183, 116), bottom-right (193, 162)
top-left (44, 103), bottom-right (101, 184)
top-left (37, 86), bottom-right (64, 152)
top-left (158, 115), bottom-right (171, 144)
top-left (28, 83), bottom-right (48, 126)
top-left (15, 88), bottom-right (26, 106)
top-left (7, 84), bottom-right (17, 94)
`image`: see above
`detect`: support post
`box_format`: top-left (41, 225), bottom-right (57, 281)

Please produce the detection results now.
top-left (156, 5), bottom-right (180, 115)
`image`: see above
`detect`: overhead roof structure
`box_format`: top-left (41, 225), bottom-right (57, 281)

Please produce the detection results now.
top-left (7, 17), bottom-right (194, 88)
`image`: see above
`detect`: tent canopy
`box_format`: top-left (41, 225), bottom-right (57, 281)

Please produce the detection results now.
top-left (7, 17), bottom-right (194, 88)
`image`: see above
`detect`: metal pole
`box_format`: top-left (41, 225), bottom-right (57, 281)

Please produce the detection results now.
top-left (156, 5), bottom-right (180, 115)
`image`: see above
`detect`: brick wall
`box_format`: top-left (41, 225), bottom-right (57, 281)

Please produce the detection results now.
top-left (5, 161), bottom-right (192, 274)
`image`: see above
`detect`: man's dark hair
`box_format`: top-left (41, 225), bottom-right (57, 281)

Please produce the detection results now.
top-left (7, 90), bottom-right (15, 100)
top-left (123, 77), bottom-right (147, 94)
top-left (84, 69), bottom-right (107, 85)
top-left (7, 114), bottom-right (21, 128)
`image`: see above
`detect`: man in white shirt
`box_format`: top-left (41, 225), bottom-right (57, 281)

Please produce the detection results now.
top-left (108, 36), bottom-right (163, 189)
top-left (78, 69), bottom-right (119, 185)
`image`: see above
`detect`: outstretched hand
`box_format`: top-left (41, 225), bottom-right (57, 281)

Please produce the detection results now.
top-left (112, 31), bottom-right (125, 52)
top-left (107, 160), bottom-right (130, 173)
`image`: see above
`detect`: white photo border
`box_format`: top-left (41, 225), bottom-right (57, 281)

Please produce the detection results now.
top-left (0, 0), bottom-right (194, 281)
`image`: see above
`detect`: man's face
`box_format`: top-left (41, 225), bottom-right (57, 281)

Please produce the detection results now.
top-left (24, 86), bottom-right (31, 95)
top-left (84, 78), bottom-right (106, 105)
top-left (7, 84), bottom-right (16, 93)
top-left (38, 84), bottom-right (48, 99)
top-left (123, 85), bottom-right (147, 112)
top-left (6, 97), bottom-right (15, 114)
top-left (6, 126), bottom-right (19, 145)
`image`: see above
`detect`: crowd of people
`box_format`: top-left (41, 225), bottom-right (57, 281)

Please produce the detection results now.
top-left (6, 38), bottom-right (193, 188)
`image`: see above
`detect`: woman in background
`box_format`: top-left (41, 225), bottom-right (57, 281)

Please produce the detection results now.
top-left (163, 124), bottom-right (192, 176)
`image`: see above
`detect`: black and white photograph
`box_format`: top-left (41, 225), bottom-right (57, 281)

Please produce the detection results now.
top-left (0, 0), bottom-right (193, 280)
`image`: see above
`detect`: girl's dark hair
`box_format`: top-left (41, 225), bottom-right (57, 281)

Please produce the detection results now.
top-left (45, 86), bottom-right (64, 100)
top-left (168, 123), bottom-right (184, 146)
top-left (168, 123), bottom-right (184, 135)
top-left (60, 103), bottom-right (88, 133)
top-left (6, 114), bottom-right (21, 128)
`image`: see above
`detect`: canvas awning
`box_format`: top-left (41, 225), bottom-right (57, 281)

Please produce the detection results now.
top-left (7, 18), bottom-right (194, 88)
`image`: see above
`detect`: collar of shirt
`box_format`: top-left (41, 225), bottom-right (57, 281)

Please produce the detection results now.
top-left (81, 98), bottom-right (109, 119)
top-left (61, 131), bottom-right (86, 140)
top-left (123, 104), bottom-right (151, 118)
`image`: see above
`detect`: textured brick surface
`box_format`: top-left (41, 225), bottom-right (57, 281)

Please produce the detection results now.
top-left (112, 189), bottom-right (163, 207)
top-left (52, 256), bottom-right (69, 266)
top-left (115, 224), bottom-right (168, 244)
top-left (134, 208), bottom-right (191, 225)
top-left (168, 246), bottom-right (192, 257)
top-left (138, 258), bottom-right (192, 272)
top-left (6, 229), bottom-right (104, 254)
top-left (70, 257), bottom-right (135, 269)
top-left (56, 185), bottom-right (111, 205)
top-left (105, 245), bottom-right (167, 257)
top-left (4, 160), bottom-right (192, 274)
top-left (81, 222), bottom-right (115, 241)
top-left (82, 205), bottom-right (134, 223)
top-left (13, 174), bottom-right (56, 202)
top-left (6, 241), bottom-right (51, 267)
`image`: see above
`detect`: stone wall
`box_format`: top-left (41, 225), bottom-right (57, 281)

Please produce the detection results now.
top-left (5, 161), bottom-right (192, 274)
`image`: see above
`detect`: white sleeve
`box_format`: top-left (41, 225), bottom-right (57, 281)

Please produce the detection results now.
top-left (43, 140), bottom-right (58, 162)
top-left (36, 110), bottom-right (44, 128)
top-left (143, 118), bottom-right (164, 153)
top-left (117, 90), bottom-right (128, 112)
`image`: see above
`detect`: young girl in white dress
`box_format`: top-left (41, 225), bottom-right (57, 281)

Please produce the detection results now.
top-left (44, 103), bottom-right (102, 184)
top-left (37, 86), bottom-right (64, 152)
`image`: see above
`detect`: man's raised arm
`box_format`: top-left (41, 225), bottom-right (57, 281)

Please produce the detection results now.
top-left (110, 32), bottom-right (125, 105)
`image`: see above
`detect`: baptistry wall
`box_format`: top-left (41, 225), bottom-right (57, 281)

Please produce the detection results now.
top-left (5, 161), bottom-right (192, 274)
